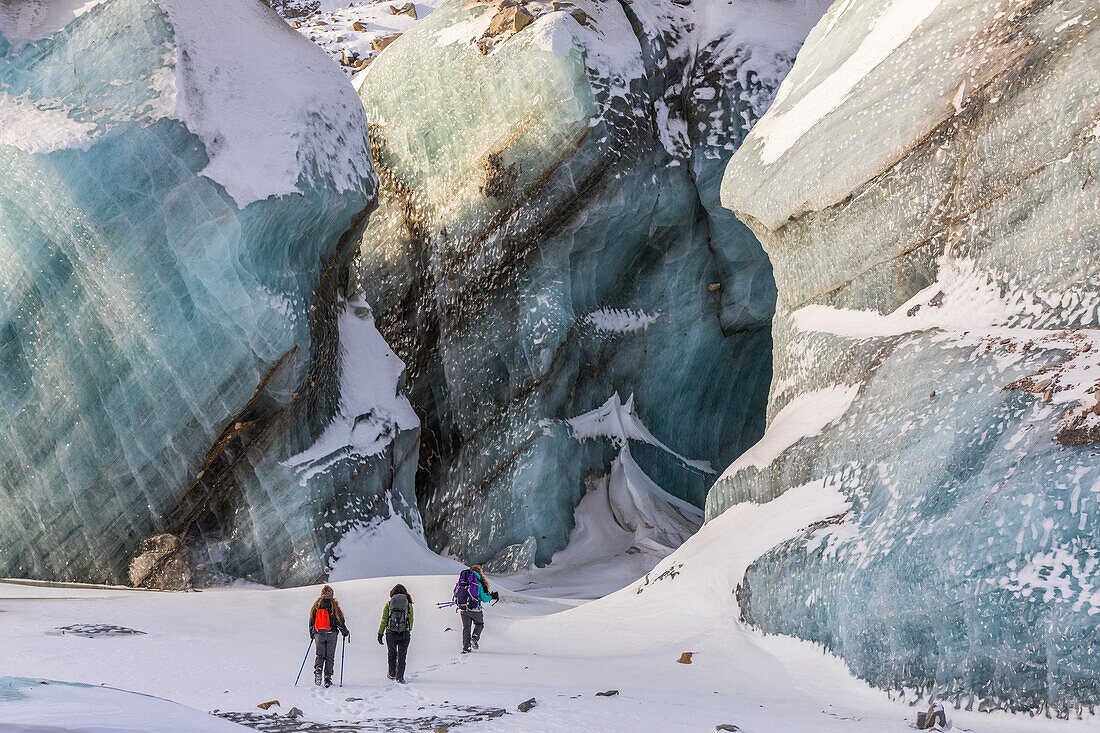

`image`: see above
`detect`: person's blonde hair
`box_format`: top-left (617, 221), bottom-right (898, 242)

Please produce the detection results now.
top-left (469, 565), bottom-right (489, 591)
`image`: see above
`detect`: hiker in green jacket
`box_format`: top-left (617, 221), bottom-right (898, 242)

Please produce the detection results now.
top-left (377, 584), bottom-right (413, 683)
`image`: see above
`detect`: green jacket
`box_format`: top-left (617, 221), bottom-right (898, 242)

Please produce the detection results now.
top-left (378, 598), bottom-right (413, 634)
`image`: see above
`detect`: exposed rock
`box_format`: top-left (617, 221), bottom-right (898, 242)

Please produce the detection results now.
top-left (287, 707), bottom-right (303, 718)
top-left (517, 698), bottom-right (537, 712)
top-left (352, 21), bottom-right (367, 31)
top-left (54, 624), bottom-right (145, 638)
top-left (677, 652), bottom-right (693, 665)
top-left (128, 534), bottom-right (193, 591)
top-left (371, 33), bottom-right (402, 53)
top-left (257, 700), bottom-right (279, 710)
top-left (715, 725), bottom-right (740, 732)
top-left (480, 153), bottom-right (519, 200)
top-left (389, 2), bottom-right (417, 19)
top-left (488, 5), bottom-right (533, 36)
top-left (595, 690), bottom-right (619, 697)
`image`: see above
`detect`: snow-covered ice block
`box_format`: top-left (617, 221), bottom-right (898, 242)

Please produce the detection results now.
top-left (0, 0), bottom-right (420, 587)
top-left (353, 0), bottom-right (830, 565)
top-left (0, 677), bottom-right (248, 732)
top-left (715, 0), bottom-right (1100, 712)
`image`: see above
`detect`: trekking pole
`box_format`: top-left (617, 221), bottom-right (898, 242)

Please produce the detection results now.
top-left (339, 634), bottom-right (346, 687)
top-left (436, 601), bottom-right (455, 609)
top-left (293, 638), bottom-right (314, 686)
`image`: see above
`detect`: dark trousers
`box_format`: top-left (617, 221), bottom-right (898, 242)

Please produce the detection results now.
top-left (386, 630), bottom-right (410, 681)
top-left (460, 609), bottom-right (484, 651)
top-left (314, 631), bottom-right (338, 677)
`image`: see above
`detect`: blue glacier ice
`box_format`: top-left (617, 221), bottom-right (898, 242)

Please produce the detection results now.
top-left (714, 0), bottom-right (1100, 713)
top-left (0, 0), bottom-right (420, 587)
top-left (353, 0), bottom-right (829, 565)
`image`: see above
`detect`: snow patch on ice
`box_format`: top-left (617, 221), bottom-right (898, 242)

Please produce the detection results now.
top-left (284, 298), bottom-right (417, 483)
top-left (157, 0), bottom-right (374, 207)
top-left (754, 0), bottom-right (944, 163)
top-left (0, 0), bottom-right (105, 52)
top-left (583, 307), bottom-right (660, 333)
top-left (563, 392), bottom-right (713, 473)
top-left (719, 386), bottom-right (858, 481)
top-left (0, 93), bottom-right (96, 153)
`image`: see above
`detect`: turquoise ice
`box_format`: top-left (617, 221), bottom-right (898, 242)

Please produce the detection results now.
top-left (715, 0), bottom-right (1100, 712)
top-left (0, 0), bottom-right (419, 586)
top-left (354, 0), bottom-right (828, 565)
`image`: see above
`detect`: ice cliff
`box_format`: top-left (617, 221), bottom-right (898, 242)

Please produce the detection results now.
top-left (0, 0), bottom-right (419, 587)
top-left (353, 0), bottom-right (830, 566)
top-left (715, 0), bottom-right (1100, 714)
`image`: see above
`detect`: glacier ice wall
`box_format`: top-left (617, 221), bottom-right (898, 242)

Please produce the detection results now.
top-left (715, 0), bottom-right (1100, 712)
top-left (0, 0), bottom-right (420, 587)
top-left (353, 0), bottom-right (829, 565)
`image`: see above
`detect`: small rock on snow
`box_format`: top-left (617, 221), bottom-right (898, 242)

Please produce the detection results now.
top-left (518, 697), bottom-right (538, 712)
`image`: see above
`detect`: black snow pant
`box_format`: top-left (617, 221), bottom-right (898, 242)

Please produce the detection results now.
top-left (314, 630), bottom-right (338, 678)
top-left (460, 609), bottom-right (484, 651)
top-left (386, 629), bottom-right (410, 681)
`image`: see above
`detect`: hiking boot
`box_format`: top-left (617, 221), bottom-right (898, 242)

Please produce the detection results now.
top-left (471, 640), bottom-right (479, 651)
top-left (387, 673), bottom-right (395, 680)
top-left (461, 648), bottom-right (471, 654)
top-left (396, 678), bottom-right (406, 684)
top-left (324, 677), bottom-right (332, 688)
top-left (314, 670), bottom-right (322, 686)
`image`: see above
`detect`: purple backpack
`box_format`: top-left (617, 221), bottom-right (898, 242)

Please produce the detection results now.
top-left (453, 569), bottom-right (480, 609)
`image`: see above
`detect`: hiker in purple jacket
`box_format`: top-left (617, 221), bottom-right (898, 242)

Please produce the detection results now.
top-left (453, 564), bottom-right (498, 653)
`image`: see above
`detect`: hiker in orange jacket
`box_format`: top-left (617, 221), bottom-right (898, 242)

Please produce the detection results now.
top-left (308, 585), bottom-right (349, 687)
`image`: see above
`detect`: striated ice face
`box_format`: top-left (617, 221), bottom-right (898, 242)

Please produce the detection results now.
top-left (352, 0), bottom-right (829, 566)
top-left (0, 0), bottom-right (418, 587)
top-left (716, 0), bottom-right (1100, 712)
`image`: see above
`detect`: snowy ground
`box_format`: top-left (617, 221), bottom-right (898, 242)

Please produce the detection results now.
top-left (283, 1), bottom-right (443, 74)
top-left (2, 486), bottom-right (1093, 732)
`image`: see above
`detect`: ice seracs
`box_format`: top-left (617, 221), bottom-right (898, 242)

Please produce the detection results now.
top-left (0, 0), bottom-right (416, 588)
top-left (715, 0), bottom-right (1100, 712)
top-left (353, 0), bottom-right (830, 567)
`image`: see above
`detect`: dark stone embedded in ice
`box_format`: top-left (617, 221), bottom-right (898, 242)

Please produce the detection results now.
top-left (128, 534), bottom-right (193, 591)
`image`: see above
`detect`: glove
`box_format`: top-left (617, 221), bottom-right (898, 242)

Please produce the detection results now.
top-left (377, 634), bottom-right (384, 645)
top-left (343, 631), bottom-right (350, 641)
top-left (489, 591), bottom-right (500, 601)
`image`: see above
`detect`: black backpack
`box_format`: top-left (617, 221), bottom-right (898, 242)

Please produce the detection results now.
top-left (387, 594), bottom-right (409, 633)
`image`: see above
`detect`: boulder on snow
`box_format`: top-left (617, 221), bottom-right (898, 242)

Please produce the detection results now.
top-left (287, 706), bottom-right (303, 718)
top-left (517, 698), bottom-right (538, 712)
top-left (389, 2), bottom-right (417, 19)
top-left (256, 700), bottom-right (279, 710)
top-left (677, 652), bottom-right (694, 664)
top-left (488, 5), bottom-right (533, 36)
top-left (371, 33), bottom-right (402, 53)
top-left (595, 689), bottom-right (619, 697)
top-left (128, 534), bottom-right (193, 591)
